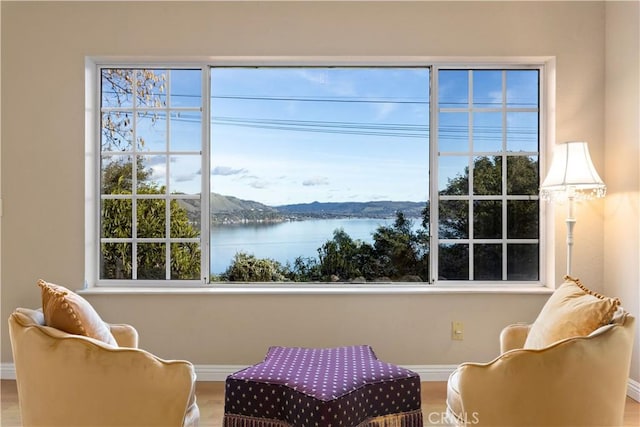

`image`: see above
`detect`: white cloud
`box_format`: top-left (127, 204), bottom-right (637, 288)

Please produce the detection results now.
top-left (489, 90), bottom-right (503, 105)
top-left (212, 166), bottom-right (248, 176)
top-left (302, 176), bottom-right (330, 186)
top-left (150, 167), bottom-right (166, 182)
top-left (174, 173), bottom-right (198, 183)
top-left (374, 102), bottom-right (398, 120)
top-left (296, 69), bottom-right (328, 85)
top-left (249, 180), bottom-right (269, 189)
top-left (238, 174), bottom-right (260, 181)
top-left (294, 69), bottom-right (356, 97)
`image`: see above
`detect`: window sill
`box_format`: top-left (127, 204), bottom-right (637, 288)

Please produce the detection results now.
top-left (78, 284), bottom-right (554, 296)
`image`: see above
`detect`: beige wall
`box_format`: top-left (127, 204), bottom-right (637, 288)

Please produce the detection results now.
top-left (604, 0), bottom-right (640, 383)
top-left (1, 1), bottom-right (625, 373)
top-left (0, 0), bottom-right (3, 313)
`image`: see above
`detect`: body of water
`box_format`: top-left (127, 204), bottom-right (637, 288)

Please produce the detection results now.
top-left (210, 217), bottom-right (400, 274)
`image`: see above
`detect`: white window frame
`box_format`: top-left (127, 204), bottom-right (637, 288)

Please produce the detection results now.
top-left (85, 57), bottom-right (554, 290)
top-left (430, 65), bottom-right (546, 286)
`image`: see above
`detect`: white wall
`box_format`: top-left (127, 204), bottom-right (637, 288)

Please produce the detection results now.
top-left (2, 1), bottom-right (625, 376)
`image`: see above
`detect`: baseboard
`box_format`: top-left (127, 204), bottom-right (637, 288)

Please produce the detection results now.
top-left (193, 364), bottom-right (248, 381)
top-left (0, 363), bottom-right (16, 380)
top-left (2, 362), bottom-right (639, 402)
top-left (1, 363), bottom-right (451, 382)
top-left (400, 364), bottom-right (458, 381)
top-left (628, 378), bottom-right (640, 402)
top-left (192, 364), bottom-right (458, 382)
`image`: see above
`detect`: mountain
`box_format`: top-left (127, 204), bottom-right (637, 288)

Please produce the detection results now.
top-left (179, 193), bottom-right (427, 225)
top-left (275, 200), bottom-right (426, 218)
top-left (179, 194), bottom-right (279, 225)
top-left (209, 193), bottom-right (277, 213)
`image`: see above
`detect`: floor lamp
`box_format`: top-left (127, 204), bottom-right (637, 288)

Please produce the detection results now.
top-left (540, 141), bottom-right (606, 276)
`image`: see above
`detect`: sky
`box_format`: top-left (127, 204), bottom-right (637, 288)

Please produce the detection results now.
top-left (209, 67), bottom-right (430, 206)
top-left (102, 67), bottom-right (539, 207)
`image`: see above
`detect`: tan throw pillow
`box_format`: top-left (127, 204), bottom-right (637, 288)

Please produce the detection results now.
top-left (524, 276), bottom-right (620, 349)
top-left (38, 279), bottom-right (117, 346)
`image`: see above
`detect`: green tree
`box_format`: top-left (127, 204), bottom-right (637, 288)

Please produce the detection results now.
top-left (316, 229), bottom-right (373, 281)
top-left (287, 256), bottom-right (322, 282)
top-left (433, 155), bottom-right (539, 280)
top-left (101, 158), bottom-right (201, 280)
top-left (371, 212), bottom-right (429, 281)
top-left (219, 252), bottom-right (288, 282)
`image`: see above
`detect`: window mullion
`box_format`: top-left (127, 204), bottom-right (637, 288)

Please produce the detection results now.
top-left (131, 71), bottom-right (139, 281)
top-left (165, 70), bottom-right (172, 281)
top-left (468, 70), bottom-right (474, 281)
top-left (502, 71), bottom-right (508, 281)
top-left (201, 65), bottom-right (211, 284)
top-left (430, 66), bottom-right (439, 284)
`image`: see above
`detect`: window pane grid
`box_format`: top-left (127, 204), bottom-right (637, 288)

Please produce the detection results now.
top-left (436, 68), bottom-right (540, 282)
top-left (100, 68), bottom-right (203, 281)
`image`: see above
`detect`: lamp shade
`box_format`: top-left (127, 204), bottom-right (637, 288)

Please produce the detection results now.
top-left (540, 141), bottom-right (606, 199)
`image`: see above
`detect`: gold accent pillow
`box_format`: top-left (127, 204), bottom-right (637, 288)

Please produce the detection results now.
top-left (38, 280), bottom-right (117, 346)
top-left (524, 276), bottom-right (620, 349)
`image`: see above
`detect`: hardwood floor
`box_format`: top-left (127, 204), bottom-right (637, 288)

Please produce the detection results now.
top-left (1, 380), bottom-right (639, 426)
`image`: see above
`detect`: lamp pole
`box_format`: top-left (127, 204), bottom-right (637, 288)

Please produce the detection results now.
top-left (565, 187), bottom-right (576, 276)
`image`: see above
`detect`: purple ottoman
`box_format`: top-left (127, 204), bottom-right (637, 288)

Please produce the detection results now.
top-left (223, 345), bottom-right (423, 427)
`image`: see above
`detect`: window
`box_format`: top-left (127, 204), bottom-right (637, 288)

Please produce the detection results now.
top-left (100, 69), bottom-right (203, 281)
top-left (435, 69), bottom-right (540, 281)
top-left (96, 64), bottom-right (542, 285)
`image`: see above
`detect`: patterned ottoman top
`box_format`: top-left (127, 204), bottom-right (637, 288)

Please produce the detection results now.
top-left (229, 345), bottom-right (418, 401)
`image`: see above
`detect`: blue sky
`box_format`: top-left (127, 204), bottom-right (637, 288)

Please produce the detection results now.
top-left (209, 67), bottom-right (430, 206)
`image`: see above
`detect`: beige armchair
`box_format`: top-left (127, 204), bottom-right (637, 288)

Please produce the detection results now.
top-left (8, 307), bottom-right (199, 427)
top-left (446, 311), bottom-right (635, 426)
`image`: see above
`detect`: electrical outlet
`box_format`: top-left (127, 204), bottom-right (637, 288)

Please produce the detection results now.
top-left (452, 321), bottom-right (464, 340)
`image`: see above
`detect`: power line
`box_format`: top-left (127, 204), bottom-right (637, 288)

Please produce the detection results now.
top-left (103, 111), bottom-right (537, 140)
top-left (102, 90), bottom-right (537, 108)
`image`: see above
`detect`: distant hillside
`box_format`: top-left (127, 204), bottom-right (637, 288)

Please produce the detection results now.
top-left (275, 200), bottom-right (426, 218)
top-left (209, 193), bottom-right (277, 213)
top-left (179, 194), bottom-right (427, 225)
top-left (180, 194), bottom-right (280, 226)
